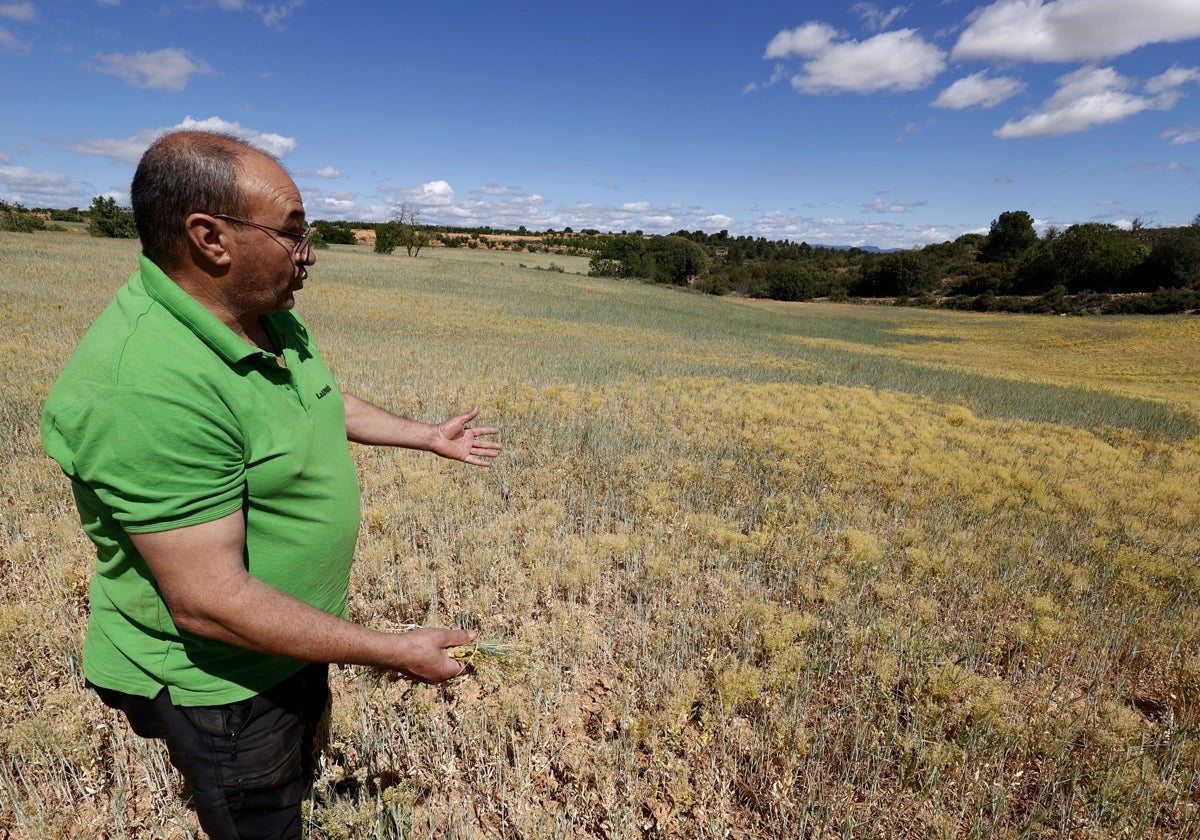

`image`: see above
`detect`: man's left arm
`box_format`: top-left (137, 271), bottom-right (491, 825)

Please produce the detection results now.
top-left (342, 392), bottom-right (502, 467)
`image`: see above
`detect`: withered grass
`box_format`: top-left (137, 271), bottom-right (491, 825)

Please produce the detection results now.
top-left (2, 232), bottom-right (1198, 838)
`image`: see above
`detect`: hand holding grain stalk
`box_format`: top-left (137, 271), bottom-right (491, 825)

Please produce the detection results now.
top-left (396, 624), bottom-right (528, 678)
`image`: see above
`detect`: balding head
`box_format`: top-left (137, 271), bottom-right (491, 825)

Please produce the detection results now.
top-left (131, 131), bottom-right (278, 269)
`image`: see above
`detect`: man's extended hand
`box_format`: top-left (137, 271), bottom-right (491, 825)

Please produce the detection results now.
top-left (388, 626), bottom-right (478, 684)
top-left (433, 406), bottom-right (502, 467)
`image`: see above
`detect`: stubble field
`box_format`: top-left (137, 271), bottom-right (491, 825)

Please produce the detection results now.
top-left (1, 231), bottom-right (1198, 839)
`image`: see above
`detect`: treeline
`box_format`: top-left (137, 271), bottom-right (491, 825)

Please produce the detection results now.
top-left (11, 196), bottom-right (1200, 314)
top-left (2, 197), bottom-right (136, 238)
top-left (586, 211), bottom-right (1200, 314)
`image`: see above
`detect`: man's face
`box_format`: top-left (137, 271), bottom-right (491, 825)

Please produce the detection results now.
top-left (226, 153), bottom-right (315, 316)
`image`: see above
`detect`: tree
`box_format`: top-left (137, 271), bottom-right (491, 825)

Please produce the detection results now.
top-left (86, 195), bottom-right (137, 238)
top-left (854, 250), bottom-right (936, 297)
top-left (1049, 223), bottom-right (1147, 293)
top-left (312, 220), bottom-right (357, 246)
top-left (0, 200), bottom-right (45, 232)
top-left (374, 221), bottom-right (399, 255)
top-left (979, 210), bottom-right (1038, 263)
top-left (1136, 227), bottom-right (1200, 290)
top-left (589, 234), bottom-right (649, 279)
top-left (393, 202), bottom-right (429, 256)
top-left (645, 235), bottom-right (708, 285)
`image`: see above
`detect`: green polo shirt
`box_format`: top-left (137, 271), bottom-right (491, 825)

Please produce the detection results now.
top-left (42, 255), bottom-right (361, 706)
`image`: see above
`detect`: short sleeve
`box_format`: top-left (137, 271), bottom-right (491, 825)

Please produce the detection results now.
top-left (62, 386), bottom-right (246, 532)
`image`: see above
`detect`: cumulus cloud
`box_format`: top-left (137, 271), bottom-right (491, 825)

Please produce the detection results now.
top-left (952, 0), bottom-right (1200, 63)
top-left (995, 66), bottom-right (1179, 138)
top-left (765, 22), bottom-right (842, 59)
top-left (67, 116), bottom-right (297, 164)
top-left (933, 71), bottom-right (1026, 109)
top-left (765, 23), bottom-right (945, 94)
top-left (0, 165), bottom-right (91, 205)
top-left (1145, 65), bottom-right (1200, 94)
top-left (94, 48), bottom-right (212, 91)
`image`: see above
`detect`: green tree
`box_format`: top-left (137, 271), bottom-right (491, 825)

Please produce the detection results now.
top-left (1049, 223), bottom-right (1147, 293)
top-left (312, 220), bottom-right (357, 246)
top-left (646, 235), bottom-right (708, 285)
top-left (374, 221), bottom-right (399, 255)
top-left (979, 210), bottom-right (1038, 263)
top-left (1137, 227), bottom-right (1200, 290)
top-left (589, 233), bottom-right (649, 278)
top-left (0, 200), bottom-right (46, 232)
top-left (854, 250), bottom-right (935, 297)
top-left (86, 195), bottom-right (137, 238)
top-left (393, 202), bottom-right (429, 256)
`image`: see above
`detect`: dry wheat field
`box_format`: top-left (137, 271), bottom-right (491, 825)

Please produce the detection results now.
top-left (1, 231), bottom-right (1199, 839)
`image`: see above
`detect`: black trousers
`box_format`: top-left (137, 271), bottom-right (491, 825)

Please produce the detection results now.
top-left (91, 663), bottom-right (330, 840)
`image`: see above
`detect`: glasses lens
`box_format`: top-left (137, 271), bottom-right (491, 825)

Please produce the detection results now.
top-left (295, 226), bottom-right (314, 259)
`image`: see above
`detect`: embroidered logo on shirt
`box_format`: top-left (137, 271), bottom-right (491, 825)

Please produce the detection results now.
top-left (315, 385), bottom-right (332, 399)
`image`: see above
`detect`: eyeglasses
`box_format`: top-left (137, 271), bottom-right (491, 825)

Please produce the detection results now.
top-left (212, 214), bottom-right (314, 260)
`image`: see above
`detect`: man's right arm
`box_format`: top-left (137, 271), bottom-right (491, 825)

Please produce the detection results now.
top-left (128, 510), bottom-right (473, 684)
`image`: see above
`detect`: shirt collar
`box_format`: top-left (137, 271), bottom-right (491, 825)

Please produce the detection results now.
top-left (137, 254), bottom-right (279, 366)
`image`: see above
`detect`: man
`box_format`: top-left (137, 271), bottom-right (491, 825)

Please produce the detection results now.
top-left (41, 130), bottom-right (502, 839)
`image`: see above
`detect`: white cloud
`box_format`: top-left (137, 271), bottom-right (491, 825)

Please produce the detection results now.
top-left (995, 66), bottom-right (1176, 138)
top-left (213, 0), bottom-right (304, 30)
top-left (472, 183), bottom-right (522, 196)
top-left (862, 195), bottom-right (927, 214)
top-left (933, 71), bottom-right (1026, 109)
top-left (1162, 125), bottom-right (1200, 145)
top-left (767, 25), bottom-right (945, 94)
top-left (852, 3), bottom-right (909, 32)
top-left (1145, 65), bottom-right (1200, 94)
top-left (0, 2), bottom-right (34, 21)
top-left (297, 165), bottom-right (344, 179)
top-left (94, 48), bottom-right (212, 91)
top-left (379, 179), bottom-right (457, 208)
top-left (0, 165), bottom-right (90, 205)
top-left (764, 22), bottom-right (842, 59)
top-left (68, 116), bottom-right (298, 164)
top-left (258, 2), bottom-right (304, 29)
top-left (953, 0), bottom-right (1200, 63)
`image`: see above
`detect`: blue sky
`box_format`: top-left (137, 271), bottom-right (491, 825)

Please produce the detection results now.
top-left (1, 0), bottom-right (1198, 249)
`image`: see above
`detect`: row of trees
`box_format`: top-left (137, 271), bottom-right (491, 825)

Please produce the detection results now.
top-left (2, 197), bottom-right (136, 238)
top-left (9, 194), bottom-right (1199, 314)
top-left (587, 211), bottom-right (1200, 314)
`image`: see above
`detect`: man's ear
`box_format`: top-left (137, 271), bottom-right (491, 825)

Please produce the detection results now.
top-left (184, 213), bottom-right (233, 268)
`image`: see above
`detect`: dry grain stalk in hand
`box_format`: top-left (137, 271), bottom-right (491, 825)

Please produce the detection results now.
top-left (387, 623), bottom-right (528, 677)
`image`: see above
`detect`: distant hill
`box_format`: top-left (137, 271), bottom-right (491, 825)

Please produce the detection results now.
top-left (815, 243), bottom-right (902, 253)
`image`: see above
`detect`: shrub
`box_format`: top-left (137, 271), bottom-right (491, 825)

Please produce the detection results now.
top-left (0, 201), bottom-right (46, 233)
top-left (86, 196), bottom-right (137, 239)
top-left (374, 222), bottom-right (399, 255)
